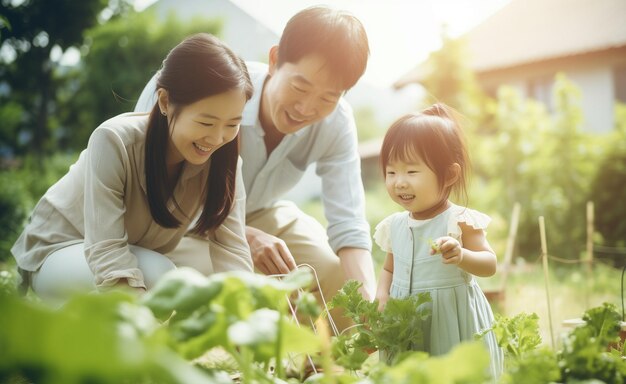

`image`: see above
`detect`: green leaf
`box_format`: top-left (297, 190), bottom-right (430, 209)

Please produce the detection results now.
top-left (141, 267), bottom-right (223, 321)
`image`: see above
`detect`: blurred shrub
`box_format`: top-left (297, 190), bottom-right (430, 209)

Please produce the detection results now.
top-left (0, 173), bottom-right (30, 262)
top-left (589, 103), bottom-right (626, 251)
top-left (0, 153), bottom-right (77, 261)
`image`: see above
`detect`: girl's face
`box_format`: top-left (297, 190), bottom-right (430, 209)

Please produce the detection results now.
top-left (385, 154), bottom-right (444, 219)
top-left (164, 89), bottom-right (247, 166)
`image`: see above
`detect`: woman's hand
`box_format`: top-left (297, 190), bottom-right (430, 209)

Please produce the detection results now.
top-left (111, 278), bottom-right (147, 296)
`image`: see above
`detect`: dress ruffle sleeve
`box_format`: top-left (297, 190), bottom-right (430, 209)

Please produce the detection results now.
top-left (447, 206), bottom-right (492, 242)
top-left (373, 215), bottom-right (394, 253)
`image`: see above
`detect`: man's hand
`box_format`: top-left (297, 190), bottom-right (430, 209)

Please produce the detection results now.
top-left (338, 247), bottom-right (376, 301)
top-left (246, 226), bottom-right (297, 275)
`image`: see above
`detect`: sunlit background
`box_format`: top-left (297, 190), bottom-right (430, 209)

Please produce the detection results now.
top-left (1, 0), bottom-right (626, 362)
top-left (136, 0), bottom-right (511, 87)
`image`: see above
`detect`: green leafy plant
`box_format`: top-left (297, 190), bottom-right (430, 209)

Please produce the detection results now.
top-left (559, 303), bottom-right (626, 383)
top-left (141, 267), bottom-right (321, 383)
top-left (368, 342), bottom-right (490, 384)
top-left (329, 280), bottom-right (431, 368)
top-left (0, 290), bottom-right (215, 383)
top-left (487, 312), bottom-right (560, 383)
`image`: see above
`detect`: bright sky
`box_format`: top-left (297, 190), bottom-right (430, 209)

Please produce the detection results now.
top-left (135, 0), bottom-right (511, 87)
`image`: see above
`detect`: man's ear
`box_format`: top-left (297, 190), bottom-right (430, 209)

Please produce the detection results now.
top-left (157, 88), bottom-right (169, 116)
top-left (444, 163), bottom-right (461, 188)
top-left (268, 45), bottom-right (279, 76)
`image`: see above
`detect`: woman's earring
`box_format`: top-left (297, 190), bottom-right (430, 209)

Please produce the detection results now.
top-left (161, 111), bottom-right (167, 116)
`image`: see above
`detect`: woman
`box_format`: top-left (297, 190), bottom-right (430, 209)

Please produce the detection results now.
top-left (11, 33), bottom-right (254, 302)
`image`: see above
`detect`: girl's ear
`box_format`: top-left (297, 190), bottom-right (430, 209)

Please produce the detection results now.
top-left (157, 88), bottom-right (170, 116)
top-left (444, 163), bottom-right (461, 188)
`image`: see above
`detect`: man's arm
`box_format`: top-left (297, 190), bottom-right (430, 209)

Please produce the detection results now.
top-left (375, 252), bottom-right (394, 310)
top-left (316, 101), bottom-right (375, 300)
top-left (337, 247), bottom-right (375, 301)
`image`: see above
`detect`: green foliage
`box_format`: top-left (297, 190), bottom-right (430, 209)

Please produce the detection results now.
top-left (329, 280), bottom-right (431, 367)
top-left (60, 10), bottom-right (223, 150)
top-left (485, 312), bottom-right (561, 383)
top-left (490, 304), bottom-right (626, 384)
top-left (368, 342), bottom-right (490, 384)
top-left (0, 290), bottom-right (217, 383)
top-left (0, 268), bottom-right (18, 297)
top-left (3, 265), bottom-right (625, 383)
top-left (421, 32), bottom-right (486, 118)
top-left (489, 312), bottom-right (543, 359)
top-left (0, 101), bottom-right (24, 154)
top-left (559, 303), bottom-right (626, 383)
top-left (0, 154), bottom-right (77, 261)
top-left (419, 34), bottom-right (617, 262)
top-left (589, 103), bottom-right (626, 249)
top-left (0, 0), bottom-right (133, 156)
top-left (488, 76), bottom-right (602, 260)
top-left (141, 267), bottom-right (320, 383)
top-left (354, 106), bottom-right (384, 142)
top-left (501, 347), bottom-right (560, 384)
top-left (0, 172), bottom-right (30, 261)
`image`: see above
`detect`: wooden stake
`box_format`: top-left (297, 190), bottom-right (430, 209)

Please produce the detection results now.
top-left (539, 216), bottom-right (556, 349)
top-left (585, 201), bottom-right (594, 308)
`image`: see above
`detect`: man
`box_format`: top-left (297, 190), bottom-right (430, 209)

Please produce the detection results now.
top-left (135, 6), bottom-right (375, 332)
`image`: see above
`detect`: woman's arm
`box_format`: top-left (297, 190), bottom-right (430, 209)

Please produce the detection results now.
top-left (83, 126), bottom-right (145, 289)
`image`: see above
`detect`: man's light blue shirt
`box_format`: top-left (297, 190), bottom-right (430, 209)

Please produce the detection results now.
top-left (134, 62), bottom-right (371, 253)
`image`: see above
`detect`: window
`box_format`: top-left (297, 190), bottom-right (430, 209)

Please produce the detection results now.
top-left (527, 76), bottom-right (554, 112)
top-left (614, 65), bottom-right (626, 103)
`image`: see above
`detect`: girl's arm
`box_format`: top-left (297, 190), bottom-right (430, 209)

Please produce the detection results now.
top-left (375, 252), bottom-right (394, 310)
top-left (436, 222), bottom-right (497, 277)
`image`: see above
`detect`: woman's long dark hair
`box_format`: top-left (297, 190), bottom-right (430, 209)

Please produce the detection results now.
top-left (145, 33), bottom-right (253, 233)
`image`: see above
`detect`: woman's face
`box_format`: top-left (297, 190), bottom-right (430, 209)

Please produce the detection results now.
top-left (164, 89), bottom-right (247, 166)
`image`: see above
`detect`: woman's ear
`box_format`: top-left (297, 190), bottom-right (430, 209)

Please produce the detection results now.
top-left (157, 88), bottom-right (170, 116)
top-left (444, 163), bottom-right (461, 188)
top-left (268, 45), bottom-right (279, 76)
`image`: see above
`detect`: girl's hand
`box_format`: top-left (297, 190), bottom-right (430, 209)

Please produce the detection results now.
top-left (433, 236), bottom-right (464, 265)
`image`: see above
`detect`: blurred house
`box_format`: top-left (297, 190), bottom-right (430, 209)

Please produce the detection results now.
top-left (146, 0), bottom-right (279, 62)
top-left (394, 0), bottom-right (626, 133)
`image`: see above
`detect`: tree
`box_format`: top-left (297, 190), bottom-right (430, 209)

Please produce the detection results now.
top-left (58, 11), bottom-right (223, 150)
top-left (0, 0), bottom-right (132, 158)
top-left (417, 33), bottom-right (607, 260)
top-left (484, 76), bottom-right (602, 260)
top-left (420, 29), bottom-right (489, 130)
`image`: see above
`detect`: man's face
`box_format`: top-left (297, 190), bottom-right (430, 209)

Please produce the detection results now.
top-left (261, 50), bottom-right (345, 135)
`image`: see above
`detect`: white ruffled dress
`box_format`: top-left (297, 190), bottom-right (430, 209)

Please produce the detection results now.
top-left (374, 203), bottom-right (503, 378)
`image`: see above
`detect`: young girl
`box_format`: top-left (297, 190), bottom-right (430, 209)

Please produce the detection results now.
top-left (374, 103), bottom-right (503, 378)
top-left (12, 33), bottom-right (254, 303)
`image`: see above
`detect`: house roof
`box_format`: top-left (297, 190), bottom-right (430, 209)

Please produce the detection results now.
top-left (394, 0), bottom-right (626, 89)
